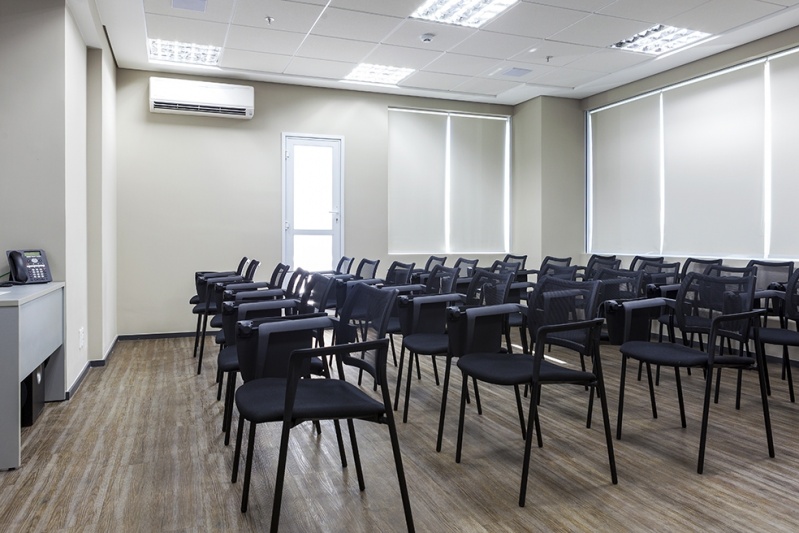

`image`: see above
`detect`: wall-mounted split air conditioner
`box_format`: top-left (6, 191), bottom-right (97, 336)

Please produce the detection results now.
top-left (149, 77), bottom-right (254, 119)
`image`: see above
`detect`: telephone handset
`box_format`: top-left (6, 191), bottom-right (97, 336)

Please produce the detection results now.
top-left (6, 249), bottom-right (52, 284)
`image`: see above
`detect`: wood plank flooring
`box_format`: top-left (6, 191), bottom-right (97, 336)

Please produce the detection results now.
top-left (2, 334), bottom-right (799, 532)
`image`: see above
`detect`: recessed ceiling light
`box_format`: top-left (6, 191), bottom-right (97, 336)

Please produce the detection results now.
top-left (411, 0), bottom-right (519, 29)
top-left (610, 24), bottom-right (711, 56)
top-left (148, 39), bottom-right (221, 66)
top-left (343, 64), bottom-right (415, 85)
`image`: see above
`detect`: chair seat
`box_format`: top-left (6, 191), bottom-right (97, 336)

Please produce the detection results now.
top-left (215, 331), bottom-right (225, 345)
top-left (621, 340), bottom-right (755, 368)
top-left (192, 302), bottom-right (217, 315)
top-left (758, 326), bottom-right (799, 346)
top-left (458, 353), bottom-right (596, 386)
top-left (235, 377), bottom-right (385, 423)
top-left (402, 333), bottom-right (448, 355)
top-left (386, 316), bottom-right (401, 334)
top-left (218, 345), bottom-right (239, 372)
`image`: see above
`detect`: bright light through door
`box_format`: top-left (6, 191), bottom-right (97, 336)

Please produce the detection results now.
top-left (283, 135), bottom-right (343, 272)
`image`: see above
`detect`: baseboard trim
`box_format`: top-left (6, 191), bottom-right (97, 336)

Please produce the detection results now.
top-left (66, 362), bottom-right (91, 400)
top-left (118, 331), bottom-right (196, 341)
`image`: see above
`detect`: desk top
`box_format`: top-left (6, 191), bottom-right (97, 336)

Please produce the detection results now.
top-left (0, 282), bottom-right (65, 307)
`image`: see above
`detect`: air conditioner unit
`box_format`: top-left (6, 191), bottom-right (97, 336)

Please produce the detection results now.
top-left (149, 77), bottom-right (254, 119)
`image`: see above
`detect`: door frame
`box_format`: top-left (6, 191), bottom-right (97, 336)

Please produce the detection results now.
top-left (281, 133), bottom-right (345, 270)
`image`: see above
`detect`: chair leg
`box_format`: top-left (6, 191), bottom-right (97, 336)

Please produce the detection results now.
top-left (593, 355), bottom-right (618, 485)
top-left (222, 370), bottom-right (236, 440)
top-left (241, 422), bottom-right (257, 512)
top-left (432, 356), bottom-right (440, 385)
top-left (394, 345), bottom-right (406, 411)
top-left (616, 355), bottom-right (628, 440)
top-left (403, 351), bottom-right (416, 423)
top-left (761, 342), bottom-right (772, 396)
top-left (193, 313), bottom-right (202, 358)
top-left (513, 384), bottom-right (526, 439)
top-left (436, 356), bottom-right (453, 452)
top-left (389, 334), bottom-right (397, 366)
top-left (383, 397), bottom-right (416, 532)
top-left (415, 353), bottom-right (422, 380)
top-left (697, 365), bottom-right (715, 474)
top-left (197, 313), bottom-right (208, 375)
top-left (232, 415), bottom-right (245, 482)
top-left (270, 418), bottom-right (293, 530)
top-left (784, 345), bottom-right (795, 403)
top-left (645, 363), bottom-right (658, 419)
top-left (216, 365), bottom-right (224, 401)
top-left (755, 342), bottom-right (775, 460)
top-left (455, 375), bottom-right (469, 464)
top-left (675, 367), bottom-right (686, 428)
top-left (519, 381), bottom-right (541, 507)
top-left (472, 377), bottom-right (482, 415)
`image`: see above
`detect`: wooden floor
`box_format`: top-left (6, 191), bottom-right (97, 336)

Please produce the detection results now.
top-left (2, 333), bottom-right (799, 532)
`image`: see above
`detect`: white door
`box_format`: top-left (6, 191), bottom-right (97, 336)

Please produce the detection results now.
top-left (283, 134), bottom-right (343, 271)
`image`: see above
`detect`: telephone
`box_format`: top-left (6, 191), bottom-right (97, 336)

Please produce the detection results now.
top-left (6, 249), bottom-right (52, 284)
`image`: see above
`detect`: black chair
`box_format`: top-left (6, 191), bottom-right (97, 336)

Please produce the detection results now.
top-left (190, 256), bottom-right (248, 305)
top-left (452, 257), bottom-right (479, 294)
top-left (316, 256), bottom-right (354, 277)
top-left (528, 256), bottom-right (572, 283)
top-left (395, 291), bottom-right (464, 423)
top-left (747, 259), bottom-right (794, 329)
top-left (577, 254), bottom-right (620, 281)
top-left (411, 255), bottom-right (447, 283)
top-left (757, 268), bottom-right (799, 403)
top-left (451, 293), bottom-right (616, 506)
top-left (462, 269), bottom-right (514, 307)
top-left (615, 272), bottom-right (774, 473)
top-left (629, 255), bottom-right (664, 271)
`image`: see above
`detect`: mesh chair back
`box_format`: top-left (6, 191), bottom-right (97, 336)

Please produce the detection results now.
top-left (781, 269), bottom-right (799, 322)
top-left (502, 254), bottom-right (528, 270)
top-left (453, 257), bottom-right (479, 278)
top-left (674, 272), bottom-right (756, 338)
top-left (705, 264), bottom-right (755, 278)
top-left (596, 268), bottom-right (644, 302)
top-left (746, 260), bottom-right (794, 291)
top-left (448, 304), bottom-right (521, 359)
top-left (630, 256), bottom-right (664, 271)
top-left (336, 283), bottom-right (397, 343)
top-left (423, 255), bottom-right (447, 271)
top-left (526, 278), bottom-right (601, 349)
top-left (426, 265), bottom-right (458, 294)
top-left (284, 268), bottom-right (309, 300)
top-left (335, 256), bottom-right (354, 275)
top-left (465, 269), bottom-right (513, 306)
top-left (243, 259), bottom-right (260, 281)
top-left (541, 264), bottom-right (578, 281)
top-left (540, 256), bottom-right (572, 271)
top-left (268, 263), bottom-right (290, 289)
top-left (355, 258), bottom-right (380, 279)
top-left (681, 258), bottom-right (723, 280)
top-left (490, 260), bottom-right (521, 277)
top-left (299, 273), bottom-right (335, 314)
top-left (384, 261), bottom-right (416, 286)
top-left (585, 255), bottom-right (621, 280)
top-left (640, 260), bottom-right (680, 285)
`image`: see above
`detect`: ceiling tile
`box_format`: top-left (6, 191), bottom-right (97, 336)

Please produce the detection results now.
top-left (452, 76), bottom-right (522, 97)
top-left (598, 0), bottom-right (712, 24)
top-left (510, 40), bottom-right (602, 66)
top-left (329, 0), bottom-right (421, 17)
top-left (225, 25), bottom-right (306, 55)
top-left (479, 60), bottom-right (555, 81)
top-left (144, 0), bottom-right (237, 22)
top-left (422, 53), bottom-right (501, 76)
top-left (400, 71), bottom-right (471, 91)
top-left (232, 0), bottom-right (326, 33)
top-left (382, 19), bottom-right (477, 52)
top-left (449, 31), bottom-right (540, 60)
top-left (284, 57), bottom-right (356, 79)
top-left (565, 48), bottom-right (652, 72)
top-left (549, 14), bottom-right (653, 47)
top-left (219, 49), bottom-right (293, 73)
top-left (312, 7), bottom-right (403, 41)
top-left (666, 0), bottom-right (785, 34)
top-left (362, 44), bottom-right (442, 69)
top-left (533, 65), bottom-right (607, 87)
top-left (144, 13), bottom-right (229, 44)
top-left (294, 34), bottom-right (376, 62)
top-left (483, 2), bottom-right (591, 39)
top-left (530, 0), bottom-right (617, 12)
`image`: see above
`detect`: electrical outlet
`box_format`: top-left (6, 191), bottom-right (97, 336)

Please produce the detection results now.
top-left (79, 327), bottom-right (85, 349)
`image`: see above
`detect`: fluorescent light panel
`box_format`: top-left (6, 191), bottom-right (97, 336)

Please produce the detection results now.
top-left (344, 64), bottom-right (415, 85)
top-left (611, 24), bottom-right (711, 56)
top-left (411, 0), bottom-right (518, 28)
top-left (148, 38), bottom-right (221, 66)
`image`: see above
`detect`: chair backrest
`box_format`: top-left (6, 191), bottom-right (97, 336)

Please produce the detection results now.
top-left (268, 263), bottom-right (290, 289)
top-left (539, 256), bottom-right (572, 272)
top-left (336, 283), bottom-right (397, 342)
top-left (526, 277), bottom-right (601, 345)
top-left (490, 260), bottom-right (521, 277)
top-left (237, 316), bottom-right (334, 382)
top-left (400, 293), bottom-right (462, 336)
top-left (355, 258), bottom-right (380, 279)
top-left (595, 268), bottom-right (644, 302)
top-left (383, 261), bottom-right (416, 286)
top-left (235, 256), bottom-right (249, 275)
top-left (584, 254), bottom-right (621, 280)
top-left (244, 259), bottom-right (260, 281)
top-left (540, 264), bottom-right (578, 281)
top-left (447, 303), bottom-right (522, 359)
top-left (464, 269), bottom-right (514, 306)
top-left (502, 254), bottom-right (527, 270)
top-left (299, 273), bottom-right (335, 314)
top-left (781, 269), bottom-right (799, 322)
top-left (453, 257), bottom-right (479, 278)
top-left (423, 255), bottom-right (447, 271)
top-left (284, 268), bottom-right (309, 300)
top-left (746, 259), bottom-right (794, 291)
top-left (640, 260), bottom-right (680, 285)
top-left (704, 264), bottom-right (756, 278)
top-left (425, 264), bottom-right (458, 294)
top-left (335, 256), bottom-right (354, 275)
top-left (221, 298), bottom-right (299, 347)
top-left (630, 255), bottom-right (664, 271)
top-left (674, 272), bottom-right (756, 337)
top-left (681, 257), bottom-right (723, 280)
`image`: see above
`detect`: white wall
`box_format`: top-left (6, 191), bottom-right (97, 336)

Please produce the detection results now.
top-left (116, 70), bottom-right (518, 334)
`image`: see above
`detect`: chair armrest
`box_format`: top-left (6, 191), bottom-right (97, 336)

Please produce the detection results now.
top-left (233, 288), bottom-right (286, 302)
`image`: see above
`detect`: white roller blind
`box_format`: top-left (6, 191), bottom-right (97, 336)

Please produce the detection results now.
top-left (768, 50), bottom-right (799, 259)
top-left (388, 108), bottom-right (509, 254)
top-left (387, 110), bottom-right (447, 253)
top-left (449, 115), bottom-right (507, 253)
top-left (589, 94), bottom-right (661, 254)
top-left (661, 64), bottom-right (765, 257)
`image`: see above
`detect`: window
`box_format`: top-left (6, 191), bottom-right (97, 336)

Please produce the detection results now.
top-left (587, 46), bottom-right (799, 260)
top-left (388, 108), bottom-right (510, 254)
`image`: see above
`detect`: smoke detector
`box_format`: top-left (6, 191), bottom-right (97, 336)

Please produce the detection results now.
top-left (420, 33), bottom-right (435, 43)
